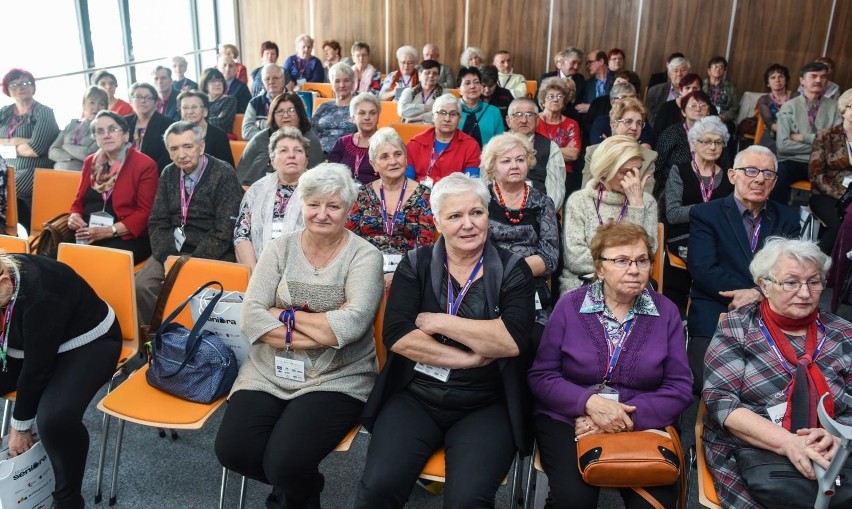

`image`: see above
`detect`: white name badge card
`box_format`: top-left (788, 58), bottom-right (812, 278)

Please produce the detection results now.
top-left (0, 145), bottom-right (16, 160)
top-left (766, 401), bottom-right (787, 426)
top-left (88, 211), bottom-right (114, 227)
top-left (275, 351), bottom-right (306, 382)
top-left (534, 291), bottom-right (542, 310)
top-left (421, 176), bottom-right (434, 188)
top-left (383, 254), bottom-right (403, 273)
top-left (271, 220), bottom-right (285, 239)
top-left (414, 362), bottom-right (450, 382)
top-left (174, 227), bottom-right (186, 251)
top-left (589, 383), bottom-right (620, 402)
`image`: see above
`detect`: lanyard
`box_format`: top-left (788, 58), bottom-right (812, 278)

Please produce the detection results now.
top-left (445, 255), bottom-right (484, 316)
top-left (683, 123), bottom-right (690, 137)
top-left (750, 216), bottom-right (763, 253)
top-left (379, 179), bottom-right (407, 238)
top-left (690, 151), bottom-right (716, 203)
top-left (0, 264), bottom-right (20, 370)
top-left (178, 155), bottom-right (208, 226)
top-left (421, 88), bottom-right (435, 104)
top-left (295, 57), bottom-right (307, 77)
top-left (7, 105), bottom-right (33, 139)
top-left (757, 318), bottom-right (827, 378)
top-left (276, 185), bottom-right (292, 215)
top-left (427, 140), bottom-right (448, 177)
top-left (599, 315), bottom-right (635, 383)
top-left (595, 184), bottom-right (628, 225)
top-left (807, 99), bottom-right (821, 132)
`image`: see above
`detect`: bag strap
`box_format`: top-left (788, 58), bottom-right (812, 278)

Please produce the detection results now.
top-left (629, 425), bottom-right (686, 509)
top-left (147, 254), bottom-right (191, 330)
top-left (153, 280), bottom-right (224, 378)
top-left (632, 488), bottom-right (665, 509)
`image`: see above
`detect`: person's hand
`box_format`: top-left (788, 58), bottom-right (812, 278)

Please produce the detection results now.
top-left (782, 431), bottom-right (832, 479)
top-left (67, 213), bottom-right (86, 231)
top-left (790, 133), bottom-right (806, 143)
top-left (584, 394), bottom-right (636, 433)
top-left (798, 427), bottom-right (840, 462)
top-left (8, 428), bottom-right (33, 457)
top-left (464, 352), bottom-right (495, 369)
top-left (575, 415), bottom-right (604, 440)
top-left (620, 168), bottom-right (649, 207)
top-left (719, 288), bottom-right (762, 310)
top-left (415, 312), bottom-right (443, 336)
top-left (76, 226), bottom-right (111, 244)
top-left (575, 103), bottom-right (590, 114)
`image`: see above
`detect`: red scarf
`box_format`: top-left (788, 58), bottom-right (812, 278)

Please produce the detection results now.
top-left (759, 299), bottom-right (834, 431)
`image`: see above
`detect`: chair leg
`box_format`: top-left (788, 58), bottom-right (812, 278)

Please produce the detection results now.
top-left (523, 442), bottom-right (537, 509)
top-left (238, 475), bottom-right (248, 509)
top-left (219, 467), bottom-right (229, 509)
top-left (1, 399), bottom-right (12, 437)
top-left (108, 419), bottom-right (126, 506)
top-left (95, 369), bottom-right (122, 504)
top-left (510, 452), bottom-right (523, 507)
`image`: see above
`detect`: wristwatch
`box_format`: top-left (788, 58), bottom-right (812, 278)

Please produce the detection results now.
top-left (111, 225), bottom-right (119, 237)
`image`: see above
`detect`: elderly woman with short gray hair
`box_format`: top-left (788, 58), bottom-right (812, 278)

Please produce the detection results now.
top-left (380, 46), bottom-right (420, 101)
top-left (703, 237), bottom-right (852, 509)
top-left (216, 162), bottom-right (384, 509)
top-left (234, 126), bottom-right (312, 269)
top-left (329, 93), bottom-right (382, 184)
top-left (311, 62), bottom-right (357, 153)
top-left (354, 172), bottom-right (535, 508)
top-left (460, 46), bottom-right (486, 69)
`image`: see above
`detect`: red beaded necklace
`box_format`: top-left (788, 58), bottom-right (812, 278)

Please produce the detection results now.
top-left (494, 182), bottom-right (528, 224)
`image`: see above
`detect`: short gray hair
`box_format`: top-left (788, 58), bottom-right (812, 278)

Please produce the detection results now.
top-left (460, 47), bottom-right (485, 68)
top-left (734, 145), bottom-right (778, 172)
top-left (431, 173), bottom-right (490, 222)
top-left (268, 126), bottom-right (311, 159)
top-left (396, 45), bottom-right (418, 62)
top-left (688, 116), bottom-right (730, 145)
top-left (262, 63), bottom-right (283, 79)
top-left (163, 120), bottom-right (203, 144)
top-left (507, 97), bottom-right (537, 117)
top-left (432, 93), bottom-right (460, 116)
top-left (668, 57), bottom-right (691, 73)
top-left (349, 92), bottom-right (381, 118)
top-left (609, 82), bottom-right (636, 100)
top-left (298, 163), bottom-right (359, 210)
top-left (565, 47), bottom-right (584, 60)
top-left (368, 127), bottom-right (405, 161)
top-left (750, 237), bottom-right (831, 285)
top-left (328, 62), bottom-right (354, 83)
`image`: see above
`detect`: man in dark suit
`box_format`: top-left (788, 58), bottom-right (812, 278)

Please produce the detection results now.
top-left (645, 56), bottom-right (690, 126)
top-left (151, 66), bottom-right (179, 121)
top-left (686, 145), bottom-right (801, 391)
top-left (218, 54), bottom-right (252, 112)
top-left (538, 47), bottom-right (586, 113)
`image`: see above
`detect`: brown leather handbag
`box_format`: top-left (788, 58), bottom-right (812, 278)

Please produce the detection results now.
top-left (29, 213), bottom-right (74, 258)
top-left (577, 426), bottom-right (686, 509)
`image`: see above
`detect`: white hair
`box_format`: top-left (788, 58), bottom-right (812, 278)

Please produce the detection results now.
top-left (431, 93), bottom-right (460, 115)
top-left (750, 237), bottom-right (831, 284)
top-left (734, 145), bottom-right (778, 172)
top-left (688, 116), bottom-right (730, 145)
top-left (667, 57), bottom-right (691, 73)
top-left (368, 127), bottom-right (405, 161)
top-left (328, 62), bottom-right (354, 83)
top-left (298, 163), bottom-right (359, 210)
top-left (349, 92), bottom-right (381, 118)
top-left (396, 45), bottom-right (418, 62)
top-left (431, 173), bottom-right (490, 222)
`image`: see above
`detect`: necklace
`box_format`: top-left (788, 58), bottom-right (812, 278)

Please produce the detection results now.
top-left (305, 233), bottom-right (345, 275)
top-left (494, 182), bottom-right (528, 224)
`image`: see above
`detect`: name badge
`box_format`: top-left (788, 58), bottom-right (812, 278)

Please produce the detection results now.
top-left (534, 291), bottom-right (542, 311)
top-left (271, 220), bottom-right (285, 239)
top-left (843, 176), bottom-right (852, 188)
top-left (296, 78), bottom-right (307, 87)
top-left (275, 350), bottom-right (305, 382)
top-left (421, 176), bottom-right (434, 188)
top-left (590, 383), bottom-right (619, 402)
top-left (414, 362), bottom-right (450, 382)
top-left (0, 145), bottom-right (16, 160)
top-left (89, 211), bottom-right (115, 227)
top-left (766, 401), bottom-right (787, 426)
top-left (383, 254), bottom-right (402, 273)
top-left (174, 226), bottom-right (186, 251)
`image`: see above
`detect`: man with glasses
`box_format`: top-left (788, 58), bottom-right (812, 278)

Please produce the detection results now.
top-left (587, 82), bottom-right (654, 147)
top-left (506, 98), bottom-right (565, 208)
top-left (242, 64), bottom-right (287, 140)
top-left (575, 49), bottom-right (613, 115)
top-left (538, 48), bottom-right (587, 112)
top-left (686, 145), bottom-right (800, 392)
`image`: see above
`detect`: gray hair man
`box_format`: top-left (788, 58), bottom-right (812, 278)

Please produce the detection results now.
top-left (242, 64), bottom-right (287, 140)
top-left (505, 98), bottom-right (565, 208)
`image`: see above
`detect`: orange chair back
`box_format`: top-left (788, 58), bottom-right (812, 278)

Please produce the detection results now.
top-left (30, 169), bottom-right (80, 236)
top-left (163, 257), bottom-right (251, 328)
top-left (232, 114), bottom-right (245, 141)
top-left (314, 97), bottom-right (333, 110)
top-left (447, 89), bottom-right (461, 98)
top-left (302, 83), bottom-right (333, 98)
top-left (0, 234), bottom-right (28, 254)
top-left (5, 167), bottom-right (17, 236)
top-left (526, 80), bottom-right (537, 100)
top-left (390, 123), bottom-right (431, 144)
top-left (378, 102), bottom-right (402, 128)
top-left (230, 141), bottom-right (248, 165)
top-left (653, 223), bottom-right (664, 293)
top-left (753, 109), bottom-right (765, 143)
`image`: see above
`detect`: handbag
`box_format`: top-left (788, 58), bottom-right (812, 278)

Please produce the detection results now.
top-left (577, 425), bottom-right (686, 509)
top-left (0, 438), bottom-right (55, 509)
top-left (29, 212), bottom-right (74, 258)
top-left (733, 447), bottom-right (852, 509)
top-left (140, 254), bottom-right (191, 357)
top-left (145, 281), bottom-right (239, 404)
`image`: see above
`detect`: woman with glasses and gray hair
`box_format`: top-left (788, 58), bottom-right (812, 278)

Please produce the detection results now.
top-left (312, 63), bottom-right (357, 154)
top-left (216, 163), bottom-right (384, 509)
top-left (703, 237), bottom-right (852, 509)
top-left (380, 46), bottom-right (420, 101)
top-left (537, 77), bottom-right (581, 176)
top-left (329, 93), bottom-right (381, 184)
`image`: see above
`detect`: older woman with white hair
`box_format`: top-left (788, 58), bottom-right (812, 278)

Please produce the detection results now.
top-left (460, 46), bottom-right (485, 69)
top-left (216, 162), bottom-right (384, 509)
top-left (665, 115), bottom-right (732, 258)
top-left (282, 34), bottom-right (324, 87)
top-left (354, 172), bottom-right (535, 508)
top-left (234, 127), bottom-right (311, 270)
top-left (397, 59), bottom-right (443, 123)
top-left (560, 135), bottom-right (658, 293)
top-left (328, 93), bottom-right (381, 184)
top-left (703, 237), bottom-right (852, 509)
top-left (311, 62), bottom-right (357, 153)
top-left (380, 46), bottom-right (419, 101)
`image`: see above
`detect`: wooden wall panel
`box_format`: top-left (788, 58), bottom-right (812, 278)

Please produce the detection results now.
top-left (729, 0), bottom-right (834, 94)
top-left (467, 0), bottom-right (550, 82)
top-left (635, 0), bottom-right (733, 91)
top-left (549, 0), bottom-right (640, 79)
top-left (388, 0), bottom-right (466, 77)
top-left (314, 0), bottom-right (387, 73)
top-left (826, 0), bottom-right (852, 93)
top-left (239, 0), bottom-right (311, 72)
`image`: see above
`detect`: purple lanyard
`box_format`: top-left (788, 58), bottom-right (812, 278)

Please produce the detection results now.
top-left (295, 57), bottom-right (307, 77)
top-left (757, 318), bottom-right (827, 386)
top-left (353, 147), bottom-right (368, 178)
top-left (0, 264), bottom-right (20, 370)
top-left (276, 186), bottom-right (291, 215)
top-left (750, 216), bottom-right (763, 253)
top-left (421, 89), bottom-right (435, 104)
top-left (7, 106), bottom-right (33, 138)
top-left (690, 151), bottom-right (716, 203)
top-left (70, 119), bottom-right (89, 145)
top-left (379, 179), bottom-right (407, 238)
top-left (178, 156), bottom-right (208, 226)
top-left (427, 141), bottom-right (448, 177)
top-left (599, 315), bottom-right (635, 383)
top-left (595, 184), bottom-right (628, 225)
top-left (446, 255), bottom-right (484, 316)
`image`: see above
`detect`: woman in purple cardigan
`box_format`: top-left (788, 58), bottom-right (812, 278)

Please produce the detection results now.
top-left (528, 221), bottom-right (693, 509)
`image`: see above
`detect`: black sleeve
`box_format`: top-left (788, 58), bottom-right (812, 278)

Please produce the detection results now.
top-left (499, 260), bottom-right (536, 356)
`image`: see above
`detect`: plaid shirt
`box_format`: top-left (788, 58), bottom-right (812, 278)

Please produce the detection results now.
top-left (702, 303), bottom-right (852, 508)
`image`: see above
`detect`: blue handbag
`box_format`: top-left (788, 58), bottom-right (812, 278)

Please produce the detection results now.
top-left (145, 281), bottom-right (239, 403)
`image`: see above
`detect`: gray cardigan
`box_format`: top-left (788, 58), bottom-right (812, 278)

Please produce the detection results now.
top-left (776, 95), bottom-right (840, 163)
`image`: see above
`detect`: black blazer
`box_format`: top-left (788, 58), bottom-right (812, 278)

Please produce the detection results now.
top-left (686, 194), bottom-right (800, 337)
top-left (538, 71), bottom-right (586, 107)
top-left (226, 79), bottom-right (252, 112)
top-left (204, 124), bottom-right (234, 168)
top-left (124, 112), bottom-right (174, 171)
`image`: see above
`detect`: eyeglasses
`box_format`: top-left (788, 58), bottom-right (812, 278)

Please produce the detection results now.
top-left (765, 278), bottom-right (825, 293)
top-left (8, 81), bottom-right (32, 90)
top-left (94, 125), bottom-right (124, 136)
top-left (735, 167), bottom-right (778, 180)
top-left (510, 112), bottom-right (536, 119)
top-left (274, 108), bottom-right (297, 116)
top-left (615, 119), bottom-right (644, 128)
top-left (180, 105), bottom-right (203, 112)
top-left (614, 94), bottom-right (636, 100)
top-left (460, 80), bottom-right (481, 87)
top-left (435, 110), bottom-right (461, 118)
top-left (131, 95), bottom-right (155, 102)
top-left (276, 147), bottom-right (306, 156)
top-left (686, 102), bottom-right (709, 111)
top-left (697, 139), bottom-right (724, 147)
top-left (599, 257), bottom-right (652, 270)
top-left (546, 94), bottom-right (564, 101)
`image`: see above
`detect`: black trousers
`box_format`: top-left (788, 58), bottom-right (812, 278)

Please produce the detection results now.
top-left (214, 389), bottom-right (363, 509)
top-left (353, 389), bottom-right (516, 509)
top-left (534, 414), bottom-right (680, 509)
top-left (771, 159), bottom-right (809, 204)
top-left (809, 193), bottom-right (842, 255)
top-left (0, 320), bottom-right (122, 509)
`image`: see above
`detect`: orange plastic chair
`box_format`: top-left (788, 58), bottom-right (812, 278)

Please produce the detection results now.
top-left (302, 82), bottom-right (333, 98)
top-left (0, 234), bottom-right (28, 254)
top-left (379, 101), bottom-right (402, 128)
top-left (696, 401), bottom-right (723, 508)
top-left (791, 180), bottom-right (812, 192)
top-left (526, 80), bottom-right (537, 100)
top-left (95, 257), bottom-right (250, 505)
top-left (29, 168), bottom-right (80, 237)
top-left (5, 166), bottom-right (17, 236)
top-left (313, 97), bottom-right (333, 110)
top-left (652, 223), bottom-right (665, 293)
top-left (753, 110), bottom-right (765, 144)
top-left (230, 141), bottom-right (248, 165)
top-left (390, 123), bottom-right (431, 144)
top-left (232, 113), bottom-right (245, 141)
top-left (447, 89), bottom-right (461, 98)
top-left (667, 246), bottom-right (687, 270)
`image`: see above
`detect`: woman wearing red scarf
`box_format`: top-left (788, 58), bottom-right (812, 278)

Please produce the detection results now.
top-left (703, 237), bottom-right (852, 508)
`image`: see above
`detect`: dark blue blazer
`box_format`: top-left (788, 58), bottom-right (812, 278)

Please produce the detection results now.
top-left (686, 194), bottom-right (800, 337)
top-left (225, 78), bottom-right (252, 112)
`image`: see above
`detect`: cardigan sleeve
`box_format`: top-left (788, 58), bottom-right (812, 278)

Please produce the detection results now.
top-left (241, 240), bottom-right (289, 343)
top-left (324, 242), bottom-right (384, 348)
top-left (665, 165), bottom-right (691, 225)
top-left (190, 167), bottom-right (243, 260)
top-left (702, 311), bottom-right (750, 428)
top-left (119, 153), bottom-right (159, 237)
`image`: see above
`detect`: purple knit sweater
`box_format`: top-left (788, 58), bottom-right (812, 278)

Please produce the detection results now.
top-left (528, 286), bottom-right (693, 430)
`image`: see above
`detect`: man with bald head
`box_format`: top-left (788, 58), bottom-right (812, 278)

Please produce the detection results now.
top-left (421, 43), bottom-right (454, 89)
top-left (217, 54), bottom-right (252, 111)
top-left (242, 64), bottom-right (287, 140)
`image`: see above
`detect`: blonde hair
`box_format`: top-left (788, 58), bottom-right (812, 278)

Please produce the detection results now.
top-left (0, 254), bottom-right (21, 274)
top-left (838, 88), bottom-right (852, 113)
top-left (480, 133), bottom-right (536, 182)
top-left (609, 97), bottom-right (647, 123)
top-left (219, 43), bottom-right (240, 59)
top-left (538, 77), bottom-right (575, 107)
top-left (589, 135), bottom-right (643, 186)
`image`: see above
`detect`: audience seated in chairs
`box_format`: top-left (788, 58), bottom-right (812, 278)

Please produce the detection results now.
top-left (283, 34), bottom-right (325, 88)
top-left (328, 93), bottom-right (381, 184)
top-left (92, 70), bottom-right (133, 116)
top-left (646, 56), bottom-right (691, 127)
top-left (536, 77), bottom-right (581, 180)
top-left (124, 82), bottom-right (173, 171)
top-left (538, 48), bottom-right (586, 114)
top-left (250, 41), bottom-right (285, 98)
top-left (177, 89), bottom-right (234, 167)
top-left (200, 68), bottom-right (238, 137)
top-left (350, 41), bottom-right (381, 96)
top-left (652, 72), bottom-right (716, 140)
top-left (756, 63), bottom-right (798, 154)
top-left (151, 65), bottom-right (179, 121)
top-left (380, 46), bottom-right (420, 102)
top-left (397, 60), bottom-right (444, 124)
top-left (492, 50), bottom-right (527, 99)
top-left (313, 63), bottom-right (358, 154)
top-left (217, 54), bottom-right (252, 112)
top-left (170, 55), bottom-right (197, 93)
top-left (49, 86), bottom-right (107, 170)
top-left (421, 44), bottom-right (454, 89)
top-left (242, 64), bottom-right (288, 142)
top-left (458, 66), bottom-right (505, 147)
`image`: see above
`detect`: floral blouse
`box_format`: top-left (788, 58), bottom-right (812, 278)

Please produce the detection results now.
top-left (233, 183), bottom-right (297, 245)
top-left (346, 182), bottom-right (436, 254)
top-left (311, 101), bottom-right (356, 154)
